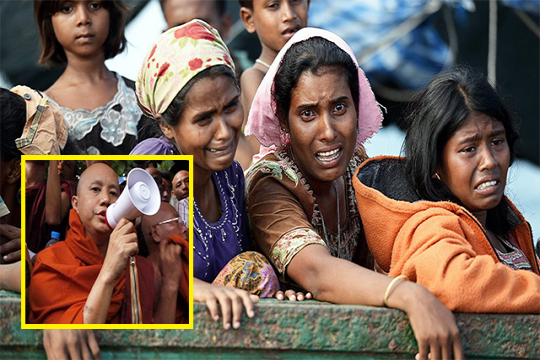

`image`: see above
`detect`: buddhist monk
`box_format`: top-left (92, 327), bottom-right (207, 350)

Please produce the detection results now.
top-left (29, 163), bottom-right (154, 324)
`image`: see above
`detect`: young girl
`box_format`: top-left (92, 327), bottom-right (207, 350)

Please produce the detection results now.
top-left (34, 0), bottom-right (143, 155)
top-left (354, 67), bottom-right (540, 313)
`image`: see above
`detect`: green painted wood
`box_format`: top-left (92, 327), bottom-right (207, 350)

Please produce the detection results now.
top-left (1, 296), bottom-right (539, 358)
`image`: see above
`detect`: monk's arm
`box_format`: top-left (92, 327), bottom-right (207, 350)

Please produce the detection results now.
top-left (83, 271), bottom-right (116, 324)
top-left (153, 240), bottom-right (183, 324)
top-left (84, 219), bottom-right (138, 324)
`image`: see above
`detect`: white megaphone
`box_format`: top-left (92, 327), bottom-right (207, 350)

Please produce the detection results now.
top-left (106, 168), bottom-right (161, 229)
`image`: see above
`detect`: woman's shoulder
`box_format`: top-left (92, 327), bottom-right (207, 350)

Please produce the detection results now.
top-left (246, 151), bottom-right (301, 190)
top-left (130, 136), bottom-right (178, 155)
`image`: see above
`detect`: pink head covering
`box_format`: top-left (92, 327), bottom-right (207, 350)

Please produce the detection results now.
top-left (245, 27), bottom-right (383, 158)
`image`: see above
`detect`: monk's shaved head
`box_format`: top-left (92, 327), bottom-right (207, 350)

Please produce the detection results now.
top-left (73, 163), bottom-right (120, 245)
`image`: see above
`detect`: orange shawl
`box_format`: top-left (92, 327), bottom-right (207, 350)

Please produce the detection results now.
top-left (29, 209), bottom-right (153, 324)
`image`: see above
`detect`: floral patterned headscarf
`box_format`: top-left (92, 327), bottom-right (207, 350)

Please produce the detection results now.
top-left (245, 27), bottom-right (383, 159)
top-left (136, 19), bottom-right (234, 120)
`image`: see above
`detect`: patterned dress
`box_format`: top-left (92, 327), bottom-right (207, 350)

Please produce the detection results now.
top-left (47, 74), bottom-right (141, 155)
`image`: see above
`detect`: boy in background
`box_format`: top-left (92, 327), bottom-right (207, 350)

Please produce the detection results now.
top-left (238, 0), bottom-right (309, 162)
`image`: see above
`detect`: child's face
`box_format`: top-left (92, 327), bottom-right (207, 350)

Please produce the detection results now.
top-left (51, 1), bottom-right (110, 59)
top-left (248, 0), bottom-right (309, 55)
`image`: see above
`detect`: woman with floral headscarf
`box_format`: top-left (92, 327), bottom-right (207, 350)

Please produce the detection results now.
top-left (245, 28), bottom-right (463, 360)
top-left (132, 20), bottom-right (280, 329)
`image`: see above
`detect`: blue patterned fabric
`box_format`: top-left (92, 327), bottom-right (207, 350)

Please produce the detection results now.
top-left (308, 0), bottom-right (465, 89)
top-left (193, 161), bottom-right (250, 282)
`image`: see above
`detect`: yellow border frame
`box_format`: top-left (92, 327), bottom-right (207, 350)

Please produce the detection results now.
top-left (20, 155), bottom-right (194, 330)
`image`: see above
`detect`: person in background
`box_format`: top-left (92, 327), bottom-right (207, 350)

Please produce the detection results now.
top-left (354, 67), bottom-right (540, 313)
top-left (0, 85), bottom-right (66, 293)
top-left (160, 171), bottom-right (172, 203)
top-left (172, 169), bottom-right (189, 202)
top-left (145, 166), bottom-right (164, 199)
top-left (160, 0), bottom-right (231, 37)
top-left (26, 160), bottom-right (72, 254)
top-left (141, 203), bottom-right (189, 323)
top-left (238, 0), bottom-right (309, 165)
top-left (33, 0), bottom-right (144, 154)
top-left (58, 160), bottom-right (79, 197)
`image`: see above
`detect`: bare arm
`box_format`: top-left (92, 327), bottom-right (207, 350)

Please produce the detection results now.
top-left (240, 68), bottom-right (265, 126)
top-left (0, 261), bottom-right (21, 292)
top-left (287, 245), bottom-right (462, 360)
top-left (83, 219), bottom-right (138, 324)
top-left (45, 160), bottom-right (70, 226)
top-left (153, 240), bottom-right (183, 324)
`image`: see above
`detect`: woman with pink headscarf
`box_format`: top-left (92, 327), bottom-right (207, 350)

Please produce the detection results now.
top-left (245, 28), bottom-right (463, 360)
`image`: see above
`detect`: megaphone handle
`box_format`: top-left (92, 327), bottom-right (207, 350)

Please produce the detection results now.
top-left (130, 256), bottom-right (142, 324)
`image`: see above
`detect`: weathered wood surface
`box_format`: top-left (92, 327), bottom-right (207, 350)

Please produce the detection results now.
top-left (1, 291), bottom-right (539, 359)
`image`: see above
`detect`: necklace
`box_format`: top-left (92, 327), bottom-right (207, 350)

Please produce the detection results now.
top-left (255, 58), bottom-right (271, 69)
top-left (319, 181), bottom-right (341, 257)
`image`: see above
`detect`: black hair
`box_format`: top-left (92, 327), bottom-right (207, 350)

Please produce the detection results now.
top-left (403, 66), bottom-right (520, 236)
top-left (0, 88), bottom-right (26, 162)
top-left (238, 0), bottom-right (253, 10)
top-left (272, 36), bottom-right (359, 130)
top-left (34, 0), bottom-right (128, 66)
top-left (160, 0), bottom-right (226, 17)
top-left (160, 65), bottom-right (237, 127)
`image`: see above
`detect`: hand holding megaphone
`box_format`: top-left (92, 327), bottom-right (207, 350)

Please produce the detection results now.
top-left (106, 168), bottom-right (161, 229)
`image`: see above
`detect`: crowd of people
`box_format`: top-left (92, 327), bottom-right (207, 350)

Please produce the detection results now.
top-left (1, 0), bottom-right (539, 359)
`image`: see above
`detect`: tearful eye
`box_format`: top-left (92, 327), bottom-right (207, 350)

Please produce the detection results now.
top-left (334, 103), bottom-right (346, 114)
top-left (300, 109), bottom-right (314, 119)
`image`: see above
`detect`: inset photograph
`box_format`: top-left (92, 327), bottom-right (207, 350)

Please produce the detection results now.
top-left (21, 156), bottom-right (192, 329)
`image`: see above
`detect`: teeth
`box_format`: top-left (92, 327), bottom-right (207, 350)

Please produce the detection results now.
top-left (316, 148), bottom-right (341, 162)
top-left (317, 148), bottom-right (339, 157)
top-left (477, 181), bottom-right (497, 190)
top-left (209, 149), bottom-right (217, 153)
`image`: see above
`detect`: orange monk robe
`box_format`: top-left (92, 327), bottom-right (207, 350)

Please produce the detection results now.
top-left (29, 209), bottom-right (154, 324)
top-left (170, 234), bottom-right (190, 324)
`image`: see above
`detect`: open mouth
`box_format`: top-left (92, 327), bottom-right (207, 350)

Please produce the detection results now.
top-left (282, 26), bottom-right (299, 39)
top-left (207, 142), bottom-right (233, 155)
top-left (315, 148), bottom-right (342, 163)
top-left (475, 180), bottom-right (498, 191)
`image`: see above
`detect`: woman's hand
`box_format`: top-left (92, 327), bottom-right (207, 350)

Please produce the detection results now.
top-left (275, 289), bottom-right (312, 301)
top-left (393, 282), bottom-right (463, 360)
top-left (194, 278), bottom-right (258, 330)
top-left (0, 224), bottom-right (21, 263)
top-left (43, 329), bottom-right (101, 360)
